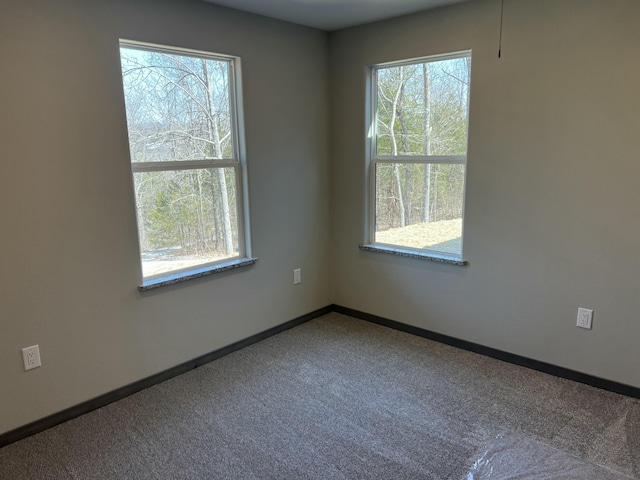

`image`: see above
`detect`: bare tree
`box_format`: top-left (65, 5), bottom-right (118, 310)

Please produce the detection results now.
top-left (422, 62), bottom-right (432, 223)
top-left (121, 48), bottom-right (237, 257)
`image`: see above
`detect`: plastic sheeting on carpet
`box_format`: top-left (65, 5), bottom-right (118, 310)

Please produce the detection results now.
top-left (465, 431), bottom-right (634, 480)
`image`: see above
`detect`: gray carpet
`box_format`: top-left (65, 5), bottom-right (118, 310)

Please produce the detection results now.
top-left (1, 313), bottom-right (639, 479)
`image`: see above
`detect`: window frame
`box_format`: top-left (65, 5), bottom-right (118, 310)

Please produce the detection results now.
top-left (365, 50), bottom-right (471, 264)
top-left (119, 40), bottom-right (254, 289)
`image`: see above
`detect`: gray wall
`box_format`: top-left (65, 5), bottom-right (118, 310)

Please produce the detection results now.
top-left (330, 0), bottom-right (640, 388)
top-left (3, 0), bottom-right (640, 437)
top-left (0, 0), bottom-right (330, 434)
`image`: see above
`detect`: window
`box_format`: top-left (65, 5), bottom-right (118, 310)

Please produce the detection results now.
top-left (367, 51), bottom-right (471, 262)
top-left (119, 41), bottom-right (252, 287)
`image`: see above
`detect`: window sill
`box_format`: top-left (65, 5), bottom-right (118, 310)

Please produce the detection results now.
top-left (139, 257), bottom-right (258, 291)
top-left (359, 244), bottom-right (467, 266)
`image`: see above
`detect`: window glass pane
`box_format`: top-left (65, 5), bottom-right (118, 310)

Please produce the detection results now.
top-left (375, 163), bottom-right (465, 256)
top-left (120, 48), bottom-right (233, 162)
top-left (133, 167), bottom-right (239, 278)
top-left (375, 56), bottom-right (470, 157)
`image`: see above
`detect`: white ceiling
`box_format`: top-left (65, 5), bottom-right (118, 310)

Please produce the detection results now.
top-left (201, 0), bottom-right (471, 31)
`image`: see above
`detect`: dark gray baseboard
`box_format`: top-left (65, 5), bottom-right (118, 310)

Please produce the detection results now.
top-left (3, 303), bottom-right (638, 449)
top-left (0, 306), bottom-right (332, 448)
top-left (332, 304), bottom-right (640, 400)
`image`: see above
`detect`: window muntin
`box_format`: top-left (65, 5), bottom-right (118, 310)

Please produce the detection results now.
top-left (370, 52), bottom-right (471, 259)
top-left (119, 41), bottom-right (249, 281)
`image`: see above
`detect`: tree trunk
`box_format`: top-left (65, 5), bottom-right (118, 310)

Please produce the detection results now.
top-left (196, 170), bottom-right (208, 253)
top-left (422, 63), bottom-right (432, 223)
top-left (397, 81), bottom-right (412, 225)
top-left (393, 164), bottom-right (405, 227)
top-left (389, 67), bottom-right (406, 228)
top-left (203, 60), bottom-right (233, 255)
top-left (217, 169), bottom-right (233, 255)
top-left (433, 166), bottom-right (439, 221)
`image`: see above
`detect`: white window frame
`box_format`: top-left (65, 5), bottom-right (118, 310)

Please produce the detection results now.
top-left (365, 51), bottom-right (471, 264)
top-left (119, 40), bottom-right (253, 289)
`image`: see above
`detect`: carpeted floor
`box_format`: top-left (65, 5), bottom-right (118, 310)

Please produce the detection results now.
top-left (1, 312), bottom-right (639, 479)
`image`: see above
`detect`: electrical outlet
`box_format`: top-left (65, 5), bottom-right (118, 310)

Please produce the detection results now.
top-left (22, 345), bottom-right (41, 371)
top-left (293, 268), bottom-right (301, 285)
top-left (576, 308), bottom-right (593, 330)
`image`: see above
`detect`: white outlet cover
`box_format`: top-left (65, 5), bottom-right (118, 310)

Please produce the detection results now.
top-left (576, 308), bottom-right (593, 330)
top-left (22, 345), bottom-right (42, 371)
